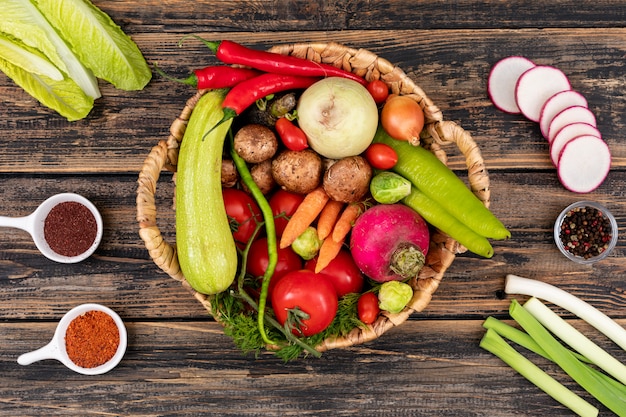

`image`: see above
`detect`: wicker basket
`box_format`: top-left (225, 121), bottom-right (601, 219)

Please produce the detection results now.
top-left (136, 42), bottom-right (491, 353)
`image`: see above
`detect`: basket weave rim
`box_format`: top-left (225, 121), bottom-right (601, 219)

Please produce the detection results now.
top-left (136, 41), bottom-right (491, 353)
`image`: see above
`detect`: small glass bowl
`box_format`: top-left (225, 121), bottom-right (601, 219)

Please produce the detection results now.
top-left (554, 201), bottom-right (618, 264)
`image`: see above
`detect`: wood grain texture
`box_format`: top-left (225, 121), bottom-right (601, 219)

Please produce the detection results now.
top-left (1, 1), bottom-right (626, 416)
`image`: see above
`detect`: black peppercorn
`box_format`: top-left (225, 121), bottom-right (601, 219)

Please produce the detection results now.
top-left (559, 206), bottom-right (612, 260)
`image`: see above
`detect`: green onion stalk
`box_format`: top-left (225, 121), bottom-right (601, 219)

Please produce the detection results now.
top-left (480, 328), bottom-right (598, 417)
top-left (509, 299), bottom-right (626, 416)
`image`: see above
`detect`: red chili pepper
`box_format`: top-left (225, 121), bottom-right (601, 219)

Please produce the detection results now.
top-left (210, 73), bottom-right (319, 133)
top-left (154, 64), bottom-right (261, 89)
top-left (193, 37), bottom-right (367, 86)
top-left (193, 66), bottom-right (262, 89)
top-left (275, 117), bottom-right (309, 151)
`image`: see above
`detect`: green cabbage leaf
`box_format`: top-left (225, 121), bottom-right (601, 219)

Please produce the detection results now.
top-left (0, 0), bottom-right (101, 99)
top-left (34, 0), bottom-right (152, 91)
top-left (0, 55), bottom-right (94, 121)
top-left (0, 33), bottom-right (63, 81)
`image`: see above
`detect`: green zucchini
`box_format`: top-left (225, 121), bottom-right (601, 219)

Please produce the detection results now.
top-left (176, 89), bottom-right (237, 295)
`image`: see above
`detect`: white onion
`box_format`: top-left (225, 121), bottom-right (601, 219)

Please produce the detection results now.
top-left (296, 77), bottom-right (378, 159)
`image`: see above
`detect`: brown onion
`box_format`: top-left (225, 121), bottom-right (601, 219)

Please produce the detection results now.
top-left (381, 95), bottom-right (424, 145)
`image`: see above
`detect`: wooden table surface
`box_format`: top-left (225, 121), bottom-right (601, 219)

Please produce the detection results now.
top-left (2, 1), bottom-right (626, 416)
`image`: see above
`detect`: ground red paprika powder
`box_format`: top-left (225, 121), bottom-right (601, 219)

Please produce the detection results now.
top-left (44, 201), bottom-right (97, 257)
top-left (65, 310), bottom-right (120, 368)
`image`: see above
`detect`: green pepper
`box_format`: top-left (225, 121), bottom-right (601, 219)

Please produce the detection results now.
top-left (373, 125), bottom-right (510, 240)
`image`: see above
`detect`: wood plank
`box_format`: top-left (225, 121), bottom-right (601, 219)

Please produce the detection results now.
top-left (1, 319), bottom-right (623, 416)
top-left (94, 0), bottom-right (626, 32)
top-left (1, 29), bottom-right (625, 173)
top-left (0, 172), bottom-right (624, 320)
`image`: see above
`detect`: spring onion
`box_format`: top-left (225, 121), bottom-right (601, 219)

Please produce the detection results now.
top-left (482, 316), bottom-right (591, 364)
top-left (505, 274), bottom-right (626, 352)
top-left (510, 299), bottom-right (626, 416)
top-left (523, 297), bottom-right (626, 386)
top-left (480, 328), bottom-right (599, 417)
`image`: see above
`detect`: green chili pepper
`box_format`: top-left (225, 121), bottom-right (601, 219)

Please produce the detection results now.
top-left (229, 132), bottom-right (278, 346)
top-left (402, 187), bottom-right (494, 258)
top-left (373, 125), bottom-right (510, 240)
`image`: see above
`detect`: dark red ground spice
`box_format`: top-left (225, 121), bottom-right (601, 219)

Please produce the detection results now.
top-left (65, 310), bottom-right (120, 368)
top-left (44, 201), bottom-right (97, 257)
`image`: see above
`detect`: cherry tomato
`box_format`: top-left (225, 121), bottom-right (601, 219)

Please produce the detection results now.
top-left (222, 188), bottom-right (262, 248)
top-left (275, 117), bottom-right (309, 151)
top-left (268, 189), bottom-right (305, 237)
top-left (357, 292), bottom-right (380, 324)
top-left (271, 270), bottom-right (338, 337)
top-left (366, 79), bottom-right (390, 104)
top-left (364, 143), bottom-right (398, 170)
top-left (246, 237), bottom-right (302, 298)
top-left (304, 249), bottom-right (364, 297)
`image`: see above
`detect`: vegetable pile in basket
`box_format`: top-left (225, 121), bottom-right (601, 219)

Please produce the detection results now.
top-left (166, 38), bottom-right (511, 360)
top-left (0, 0), bottom-right (151, 121)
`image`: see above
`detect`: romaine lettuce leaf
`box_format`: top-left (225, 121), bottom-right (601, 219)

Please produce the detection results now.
top-left (0, 0), bottom-right (101, 99)
top-left (34, 0), bottom-right (152, 91)
top-left (0, 55), bottom-right (94, 121)
top-left (0, 33), bottom-right (63, 81)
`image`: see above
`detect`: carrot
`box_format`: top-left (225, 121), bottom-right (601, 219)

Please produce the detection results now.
top-left (316, 200), bottom-right (344, 240)
top-left (279, 187), bottom-right (329, 248)
top-left (315, 235), bottom-right (345, 273)
top-left (331, 202), bottom-right (365, 243)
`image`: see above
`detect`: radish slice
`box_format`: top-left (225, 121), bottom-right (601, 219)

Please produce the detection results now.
top-left (547, 105), bottom-right (597, 143)
top-left (557, 135), bottom-right (611, 193)
top-left (515, 65), bottom-right (571, 122)
top-left (488, 56), bottom-right (536, 114)
top-left (539, 90), bottom-right (588, 140)
top-left (550, 122), bottom-right (602, 166)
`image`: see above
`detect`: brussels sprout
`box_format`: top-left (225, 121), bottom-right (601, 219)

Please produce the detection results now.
top-left (370, 172), bottom-right (411, 204)
top-left (378, 281), bottom-right (413, 313)
top-left (291, 226), bottom-right (322, 260)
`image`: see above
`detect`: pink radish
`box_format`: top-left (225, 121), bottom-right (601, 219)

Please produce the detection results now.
top-left (349, 204), bottom-right (429, 283)
top-left (539, 90), bottom-right (588, 140)
top-left (547, 105), bottom-right (597, 143)
top-left (557, 135), bottom-right (611, 193)
top-left (515, 65), bottom-right (571, 122)
top-left (550, 122), bottom-right (602, 166)
top-left (488, 56), bottom-right (536, 114)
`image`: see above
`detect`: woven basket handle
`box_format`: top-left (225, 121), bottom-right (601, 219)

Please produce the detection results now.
top-left (136, 139), bottom-right (184, 282)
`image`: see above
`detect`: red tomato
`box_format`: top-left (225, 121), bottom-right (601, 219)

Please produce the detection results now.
top-left (364, 143), bottom-right (398, 170)
top-left (271, 270), bottom-right (338, 337)
top-left (275, 117), bottom-right (309, 151)
top-left (304, 249), bottom-right (364, 297)
top-left (222, 188), bottom-right (262, 248)
top-left (357, 292), bottom-right (380, 324)
top-left (246, 237), bottom-right (302, 298)
top-left (269, 189), bottom-right (305, 237)
top-left (366, 79), bottom-right (390, 104)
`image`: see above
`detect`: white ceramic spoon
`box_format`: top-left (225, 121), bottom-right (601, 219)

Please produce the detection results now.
top-left (0, 193), bottom-right (103, 263)
top-left (17, 303), bottom-right (127, 375)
